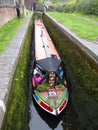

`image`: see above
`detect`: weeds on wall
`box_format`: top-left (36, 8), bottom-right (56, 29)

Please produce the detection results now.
top-left (43, 14), bottom-right (98, 130)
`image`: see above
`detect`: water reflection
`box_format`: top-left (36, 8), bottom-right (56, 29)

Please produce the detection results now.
top-left (29, 97), bottom-right (65, 130)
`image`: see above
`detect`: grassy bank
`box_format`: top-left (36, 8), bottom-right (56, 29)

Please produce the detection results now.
top-left (47, 12), bottom-right (98, 41)
top-left (4, 16), bottom-right (33, 130)
top-left (74, 13), bottom-right (98, 21)
top-left (0, 17), bottom-right (25, 55)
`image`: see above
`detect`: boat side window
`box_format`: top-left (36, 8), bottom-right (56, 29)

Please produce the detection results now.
top-left (51, 54), bottom-right (57, 59)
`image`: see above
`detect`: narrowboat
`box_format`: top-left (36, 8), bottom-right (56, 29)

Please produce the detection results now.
top-left (31, 20), bottom-right (69, 115)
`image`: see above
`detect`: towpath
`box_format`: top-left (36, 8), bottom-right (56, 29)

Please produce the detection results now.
top-left (71, 14), bottom-right (98, 25)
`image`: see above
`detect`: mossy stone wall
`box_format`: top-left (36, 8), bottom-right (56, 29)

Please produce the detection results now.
top-left (4, 16), bottom-right (33, 130)
top-left (43, 14), bottom-right (98, 130)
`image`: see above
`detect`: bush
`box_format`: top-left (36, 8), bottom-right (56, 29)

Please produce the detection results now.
top-left (76, 0), bottom-right (98, 15)
top-left (50, 0), bottom-right (98, 16)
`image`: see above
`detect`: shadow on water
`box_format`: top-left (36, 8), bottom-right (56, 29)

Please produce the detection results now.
top-left (29, 99), bottom-right (65, 130)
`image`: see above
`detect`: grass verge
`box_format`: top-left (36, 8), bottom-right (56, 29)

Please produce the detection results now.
top-left (47, 12), bottom-right (98, 41)
top-left (0, 17), bottom-right (25, 55)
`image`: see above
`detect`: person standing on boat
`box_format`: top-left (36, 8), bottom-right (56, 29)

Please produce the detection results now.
top-left (33, 73), bottom-right (42, 86)
top-left (58, 66), bottom-right (64, 79)
top-left (33, 67), bottom-right (38, 75)
top-left (33, 66), bottom-right (42, 76)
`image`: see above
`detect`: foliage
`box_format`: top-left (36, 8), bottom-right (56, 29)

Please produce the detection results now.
top-left (76, 0), bottom-right (98, 15)
top-left (36, 0), bottom-right (44, 4)
top-left (49, 0), bottom-right (98, 16)
top-left (37, 84), bottom-right (50, 91)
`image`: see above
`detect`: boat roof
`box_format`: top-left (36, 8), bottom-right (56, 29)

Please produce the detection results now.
top-left (37, 57), bottom-right (61, 72)
top-left (35, 20), bottom-right (61, 72)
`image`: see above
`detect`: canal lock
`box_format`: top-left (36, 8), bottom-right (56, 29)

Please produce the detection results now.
top-left (4, 13), bottom-right (98, 130)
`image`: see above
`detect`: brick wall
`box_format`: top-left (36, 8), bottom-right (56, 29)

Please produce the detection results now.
top-left (0, 6), bottom-right (16, 27)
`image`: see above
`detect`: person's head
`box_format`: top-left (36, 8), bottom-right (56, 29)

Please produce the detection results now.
top-left (59, 66), bottom-right (62, 70)
top-left (35, 67), bottom-right (39, 71)
top-left (36, 73), bottom-right (40, 77)
top-left (50, 77), bottom-right (54, 80)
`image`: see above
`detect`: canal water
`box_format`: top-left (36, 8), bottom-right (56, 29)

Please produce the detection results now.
top-left (29, 99), bottom-right (64, 130)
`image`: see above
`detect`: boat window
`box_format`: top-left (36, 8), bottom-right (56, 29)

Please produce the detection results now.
top-left (51, 54), bottom-right (57, 59)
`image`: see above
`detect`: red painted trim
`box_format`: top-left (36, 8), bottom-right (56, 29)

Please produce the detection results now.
top-left (40, 101), bottom-right (53, 112)
top-left (59, 99), bottom-right (66, 111)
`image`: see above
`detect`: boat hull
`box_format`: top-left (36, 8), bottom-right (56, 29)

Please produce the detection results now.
top-left (33, 87), bottom-right (69, 115)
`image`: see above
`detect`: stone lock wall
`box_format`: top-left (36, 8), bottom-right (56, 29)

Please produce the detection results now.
top-left (0, 6), bottom-right (16, 27)
top-left (43, 13), bottom-right (98, 130)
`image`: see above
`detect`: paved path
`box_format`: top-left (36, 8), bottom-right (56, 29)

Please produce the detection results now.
top-left (71, 14), bottom-right (98, 25)
top-left (0, 13), bottom-right (33, 130)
